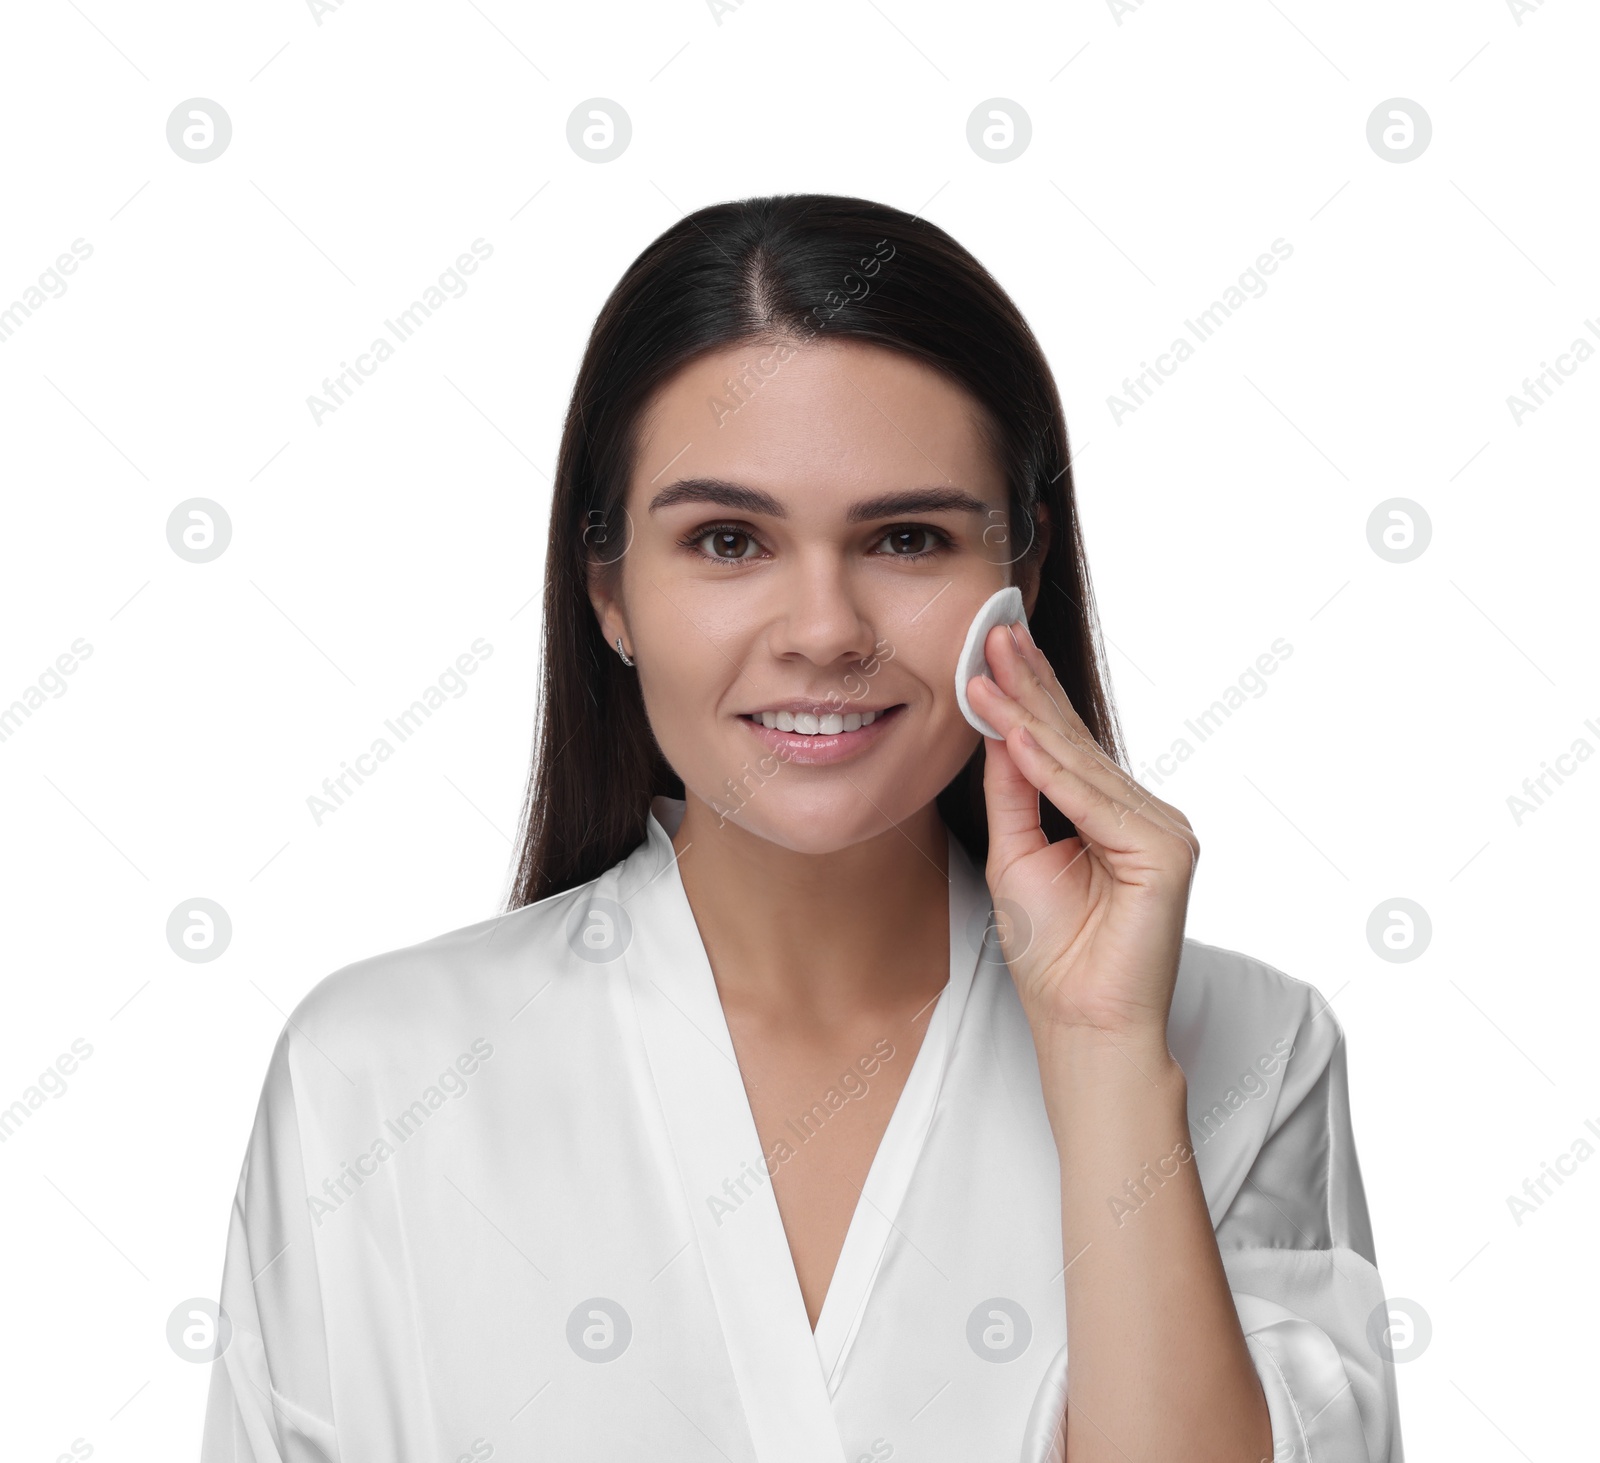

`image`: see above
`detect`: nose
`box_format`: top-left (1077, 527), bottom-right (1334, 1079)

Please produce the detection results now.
top-left (763, 550), bottom-right (881, 668)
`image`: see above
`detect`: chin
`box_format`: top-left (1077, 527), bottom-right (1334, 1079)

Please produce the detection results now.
top-left (701, 774), bottom-right (946, 855)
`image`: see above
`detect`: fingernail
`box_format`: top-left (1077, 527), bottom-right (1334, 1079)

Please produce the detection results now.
top-left (1016, 725), bottom-right (1038, 750)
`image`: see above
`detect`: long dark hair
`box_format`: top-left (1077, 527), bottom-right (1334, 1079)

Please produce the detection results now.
top-left (505, 193), bottom-right (1125, 909)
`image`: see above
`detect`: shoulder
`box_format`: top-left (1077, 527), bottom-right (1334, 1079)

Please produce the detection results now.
top-left (1168, 939), bottom-right (1361, 1225)
top-left (1169, 936), bottom-right (1347, 1087)
top-left (282, 880), bottom-right (604, 1057)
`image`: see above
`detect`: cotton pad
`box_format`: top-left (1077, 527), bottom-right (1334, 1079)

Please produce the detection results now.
top-left (954, 585), bottom-right (1027, 739)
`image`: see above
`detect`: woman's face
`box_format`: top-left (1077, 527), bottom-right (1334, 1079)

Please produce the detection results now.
top-left (592, 337), bottom-right (1043, 856)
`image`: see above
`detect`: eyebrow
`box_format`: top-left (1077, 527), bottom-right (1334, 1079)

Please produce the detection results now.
top-left (647, 477), bottom-right (992, 523)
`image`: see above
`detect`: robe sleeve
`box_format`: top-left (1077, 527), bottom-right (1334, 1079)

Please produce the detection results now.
top-left (1216, 1004), bottom-right (1405, 1463)
top-left (200, 1026), bottom-right (342, 1463)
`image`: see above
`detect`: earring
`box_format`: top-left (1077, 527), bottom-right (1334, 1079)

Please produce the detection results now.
top-left (615, 637), bottom-right (635, 667)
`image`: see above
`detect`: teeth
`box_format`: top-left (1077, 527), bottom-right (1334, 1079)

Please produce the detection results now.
top-left (757, 708), bottom-right (882, 734)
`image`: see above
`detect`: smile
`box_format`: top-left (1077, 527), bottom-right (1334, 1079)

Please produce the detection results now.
top-left (738, 704), bottom-right (906, 763)
top-left (747, 707), bottom-right (890, 734)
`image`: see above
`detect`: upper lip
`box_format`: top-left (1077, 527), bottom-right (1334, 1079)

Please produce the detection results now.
top-left (742, 699), bottom-right (903, 716)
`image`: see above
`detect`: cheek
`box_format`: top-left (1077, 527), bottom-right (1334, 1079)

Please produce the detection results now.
top-left (874, 623), bottom-right (964, 721)
top-left (636, 654), bottom-right (718, 746)
top-left (630, 624), bottom-right (753, 779)
top-left (875, 643), bottom-right (980, 764)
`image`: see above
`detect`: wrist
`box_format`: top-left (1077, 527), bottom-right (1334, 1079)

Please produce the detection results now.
top-left (1030, 1018), bottom-right (1180, 1080)
top-left (1031, 1022), bottom-right (1188, 1135)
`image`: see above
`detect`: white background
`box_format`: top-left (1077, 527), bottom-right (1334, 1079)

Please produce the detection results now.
top-left (1, 0), bottom-right (1593, 1457)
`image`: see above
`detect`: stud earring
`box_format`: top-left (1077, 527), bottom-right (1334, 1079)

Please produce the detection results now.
top-left (615, 637), bottom-right (635, 667)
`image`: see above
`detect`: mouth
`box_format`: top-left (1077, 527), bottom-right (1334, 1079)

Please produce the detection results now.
top-left (737, 703), bottom-right (907, 764)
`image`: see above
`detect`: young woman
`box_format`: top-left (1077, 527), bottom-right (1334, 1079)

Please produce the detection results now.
top-left (203, 195), bottom-right (1403, 1462)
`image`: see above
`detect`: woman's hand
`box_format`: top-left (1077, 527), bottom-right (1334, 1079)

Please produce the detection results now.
top-left (966, 619), bottom-right (1200, 1047)
top-left (971, 622), bottom-right (1273, 1463)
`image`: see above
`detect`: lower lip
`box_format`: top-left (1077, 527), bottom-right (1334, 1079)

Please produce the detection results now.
top-left (738, 705), bottom-right (906, 765)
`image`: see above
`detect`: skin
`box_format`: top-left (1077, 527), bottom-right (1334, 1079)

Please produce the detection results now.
top-left (589, 336), bottom-right (1272, 1462)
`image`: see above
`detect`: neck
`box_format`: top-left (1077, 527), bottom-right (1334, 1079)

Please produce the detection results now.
top-left (670, 796), bottom-right (952, 1022)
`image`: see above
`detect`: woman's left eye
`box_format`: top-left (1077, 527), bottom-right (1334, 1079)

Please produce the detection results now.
top-left (874, 525), bottom-right (949, 558)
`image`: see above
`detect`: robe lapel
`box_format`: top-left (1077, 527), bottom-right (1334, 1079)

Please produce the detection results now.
top-left (619, 798), bottom-right (845, 1462)
top-left (619, 798), bottom-right (996, 1454)
top-left (811, 828), bottom-right (989, 1392)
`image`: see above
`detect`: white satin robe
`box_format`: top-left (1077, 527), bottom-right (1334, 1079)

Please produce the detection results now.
top-left (202, 795), bottom-right (1403, 1462)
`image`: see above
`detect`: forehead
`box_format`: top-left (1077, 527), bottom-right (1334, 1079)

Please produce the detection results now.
top-left (628, 338), bottom-right (1006, 512)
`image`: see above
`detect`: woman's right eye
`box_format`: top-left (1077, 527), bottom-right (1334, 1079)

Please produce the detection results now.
top-left (685, 524), bottom-right (764, 563)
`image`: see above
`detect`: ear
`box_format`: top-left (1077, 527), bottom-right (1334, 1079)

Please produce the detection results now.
top-left (586, 559), bottom-right (631, 660)
top-left (1019, 500), bottom-right (1052, 621)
